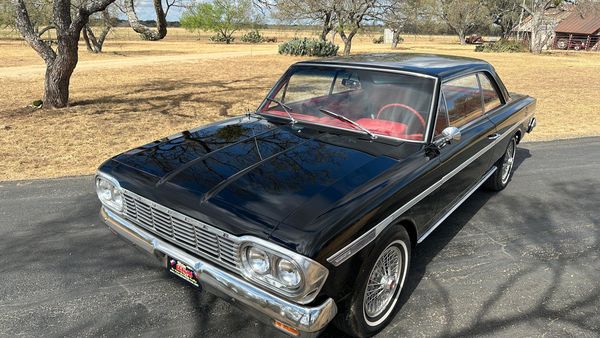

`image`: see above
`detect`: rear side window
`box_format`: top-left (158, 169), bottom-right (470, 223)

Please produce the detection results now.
top-left (442, 75), bottom-right (483, 127)
top-left (478, 74), bottom-right (502, 112)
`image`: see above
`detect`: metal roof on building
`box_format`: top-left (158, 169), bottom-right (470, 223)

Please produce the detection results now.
top-left (512, 7), bottom-right (571, 33)
top-left (555, 12), bottom-right (600, 35)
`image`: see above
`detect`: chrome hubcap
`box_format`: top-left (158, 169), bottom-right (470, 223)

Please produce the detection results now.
top-left (364, 246), bottom-right (402, 318)
top-left (501, 139), bottom-right (516, 184)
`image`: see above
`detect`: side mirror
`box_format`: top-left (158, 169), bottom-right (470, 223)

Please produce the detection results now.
top-left (434, 126), bottom-right (461, 148)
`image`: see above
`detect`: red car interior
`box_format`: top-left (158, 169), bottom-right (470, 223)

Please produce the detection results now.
top-left (261, 80), bottom-right (434, 141)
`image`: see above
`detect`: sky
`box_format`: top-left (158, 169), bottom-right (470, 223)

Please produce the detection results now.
top-left (126, 0), bottom-right (188, 21)
top-left (121, 0), bottom-right (274, 23)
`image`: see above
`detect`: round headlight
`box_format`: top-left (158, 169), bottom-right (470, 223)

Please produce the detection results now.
top-left (247, 247), bottom-right (270, 275)
top-left (96, 176), bottom-right (124, 212)
top-left (276, 259), bottom-right (302, 288)
top-left (97, 178), bottom-right (113, 201)
top-left (112, 188), bottom-right (123, 206)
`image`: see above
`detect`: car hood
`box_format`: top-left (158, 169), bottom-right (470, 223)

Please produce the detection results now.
top-left (100, 116), bottom-right (419, 256)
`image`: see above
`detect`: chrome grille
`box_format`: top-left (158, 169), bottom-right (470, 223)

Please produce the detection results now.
top-left (122, 190), bottom-right (240, 271)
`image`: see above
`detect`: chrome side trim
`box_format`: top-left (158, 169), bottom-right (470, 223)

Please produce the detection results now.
top-left (327, 113), bottom-right (533, 267)
top-left (417, 166), bottom-right (497, 243)
top-left (101, 207), bottom-right (337, 335)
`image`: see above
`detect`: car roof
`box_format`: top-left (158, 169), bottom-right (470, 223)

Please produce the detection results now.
top-left (294, 53), bottom-right (494, 79)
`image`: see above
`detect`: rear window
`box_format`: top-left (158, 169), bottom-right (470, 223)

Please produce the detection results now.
top-left (478, 74), bottom-right (502, 112)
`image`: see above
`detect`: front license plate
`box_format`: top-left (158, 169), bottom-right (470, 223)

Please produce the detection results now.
top-left (167, 257), bottom-right (199, 287)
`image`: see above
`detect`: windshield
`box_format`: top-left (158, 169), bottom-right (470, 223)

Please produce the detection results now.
top-left (259, 66), bottom-right (436, 142)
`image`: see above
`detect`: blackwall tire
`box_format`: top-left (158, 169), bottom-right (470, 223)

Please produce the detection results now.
top-left (333, 226), bottom-right (411, 337)
top-left (485, 135), bottom-right (517, 191)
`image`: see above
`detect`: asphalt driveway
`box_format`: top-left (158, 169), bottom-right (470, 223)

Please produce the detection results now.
top-left (1, 137), bottom-right (599, 337)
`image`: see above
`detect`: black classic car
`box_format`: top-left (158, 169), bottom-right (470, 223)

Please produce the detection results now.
top-left (97, 54), bottom-right (536, 337)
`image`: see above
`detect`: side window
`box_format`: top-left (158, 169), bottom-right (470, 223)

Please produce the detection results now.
top-left (434, 93), bottom-right (449, 136)
top-left (442, 74), bottom-right (483, 127)
top-left (478, 73), bottom-right (502, 112)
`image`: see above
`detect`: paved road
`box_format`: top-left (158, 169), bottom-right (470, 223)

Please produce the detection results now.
top-left (1, 137), bottom-right (599, 337)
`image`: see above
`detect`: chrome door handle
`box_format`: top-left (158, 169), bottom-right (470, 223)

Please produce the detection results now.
top-left (488, 133), bottom-right (500, 140)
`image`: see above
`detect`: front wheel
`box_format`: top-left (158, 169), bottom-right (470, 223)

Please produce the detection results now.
top-left (333, 227), bottom-right (411, 337)
top-left (485, 135), bottom-right (517, 191)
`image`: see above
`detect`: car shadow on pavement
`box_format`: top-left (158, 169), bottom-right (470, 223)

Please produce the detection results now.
top-left (322, 144), bottom-right (598, 337)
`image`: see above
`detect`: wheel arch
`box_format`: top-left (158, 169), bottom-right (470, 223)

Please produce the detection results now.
top-left (515, 129), bottom-right (522, 144)
top-left (395, 218), bottom-right (417, 250)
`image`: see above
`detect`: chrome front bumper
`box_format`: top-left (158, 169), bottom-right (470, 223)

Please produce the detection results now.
top-left (100, 207), bottom-right (337, 337)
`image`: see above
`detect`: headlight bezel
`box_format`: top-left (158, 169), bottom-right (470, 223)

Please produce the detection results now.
top-left (95, 172), bottom-right (124, 213)
top-left (239, 237), bottom-right (329, 304)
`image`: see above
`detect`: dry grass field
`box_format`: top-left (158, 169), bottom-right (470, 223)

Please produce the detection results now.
top-left (1, 28), bottom-right (599, 181)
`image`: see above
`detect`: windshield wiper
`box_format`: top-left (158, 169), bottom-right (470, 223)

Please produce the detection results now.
top-left (265, 98), bottom-right (297, 125)
top-left (319, 108), bottom-right (377, 140)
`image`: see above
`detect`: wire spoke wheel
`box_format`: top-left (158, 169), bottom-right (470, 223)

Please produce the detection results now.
top-left (501, 139), bottom-right (516, 184)
top-left (363, 246), bottom-right (402, 318)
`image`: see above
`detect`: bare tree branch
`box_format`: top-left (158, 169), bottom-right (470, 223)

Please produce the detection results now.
top-left (123, 0), bottom-right (167, 40)
top-left (37, 24), bottom-right (55, 37)
top-left (11, 0), bottom-right (56, 63)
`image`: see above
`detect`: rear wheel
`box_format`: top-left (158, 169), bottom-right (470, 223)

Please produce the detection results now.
top-left (333, 227), bottom-right (411, 337)
top-left (485, 135), bottom-right (517, 191)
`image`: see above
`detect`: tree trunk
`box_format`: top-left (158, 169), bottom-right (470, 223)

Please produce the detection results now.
top-left (340, 30), bottom-right (356, 56)
top-left (320, 24), bottom-right (331, 41)
top-left (529, 11), bottom-right (545, 54)
top-left (83, 26), bottom-right (99, 52)
top-left (320, 11), bottom-right (333, 41)
top-left (83, 10), bottom-right (112, 53)
top-left (458, 30), bottom-right (466, 45)
top-left (342, 40), bottom-right (350, 55)
top-left (43, 36), bottom-right (78, 108)
top-left (500, 24), bottom-right (511, 40)
top-left (392, 30), bottom-right (402, 48)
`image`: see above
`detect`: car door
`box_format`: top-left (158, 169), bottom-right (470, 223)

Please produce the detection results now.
top-left (477, 72), bottom-right (513, 163)
top-left (423, 74), bottom-right (497, 227)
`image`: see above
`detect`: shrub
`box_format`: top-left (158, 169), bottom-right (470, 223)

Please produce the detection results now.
top-left (209, 33), bottom-right (234, 44)
top-left (372, 35), bottom-right (384, 44)
top-left (278, 38), bottom-right (339, 57)
top-left (241, 30), bottom-right (264, 43)
top-left (475, 39), bottom-right (528, 53)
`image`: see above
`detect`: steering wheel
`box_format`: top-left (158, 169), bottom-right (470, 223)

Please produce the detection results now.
top-left (376, 103), bottom-right (426, 132)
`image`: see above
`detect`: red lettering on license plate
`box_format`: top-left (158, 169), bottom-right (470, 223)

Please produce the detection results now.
top-left (167, 257), bottom-right (199, 287)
